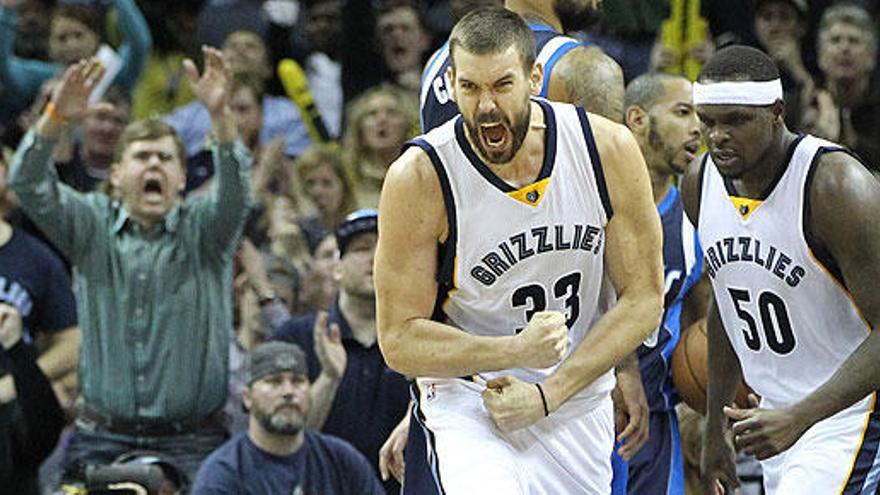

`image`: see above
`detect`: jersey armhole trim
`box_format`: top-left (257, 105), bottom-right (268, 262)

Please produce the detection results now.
top-left (405, 139), bottom-right (458, 321)
top-left (803, 147), bottom-right (848, 290)
top-left (539, 40), bottom-right (579, 98)
top-left (576, 106), bottom-right (613, 222)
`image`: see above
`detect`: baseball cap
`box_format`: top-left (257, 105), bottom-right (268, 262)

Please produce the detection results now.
top-left (335, 208), bottom-right (378, 256)
top-left (246, 341), bottom-right (308, 385)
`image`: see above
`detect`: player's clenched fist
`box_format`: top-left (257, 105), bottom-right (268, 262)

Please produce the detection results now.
top-left (515, 311), bottom-right (569, 369)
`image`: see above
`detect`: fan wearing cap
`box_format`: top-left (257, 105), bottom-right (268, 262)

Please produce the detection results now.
top-left (682, 45), bottom-right (880, 494)
top-left (273, 209), bottom-right (410, 495)
top-left (192, 341), bottom-right (383, 494)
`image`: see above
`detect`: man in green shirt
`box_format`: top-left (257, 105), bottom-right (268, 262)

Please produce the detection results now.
top-left (8, 47), bottom-right (252, 485)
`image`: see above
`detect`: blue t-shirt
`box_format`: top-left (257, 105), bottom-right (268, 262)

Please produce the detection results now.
top-left (0, 228), bottom-right (77, 342)
top-left (273, 298), bottom-right (410, 494)
top-left (191, 430), bottom-right (384, 495)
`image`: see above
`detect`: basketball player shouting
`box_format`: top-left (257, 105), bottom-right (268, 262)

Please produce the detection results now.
top-left (375, 8), bottom-right (663, 494)
top-left (682, 46), bottom-right (880, 494)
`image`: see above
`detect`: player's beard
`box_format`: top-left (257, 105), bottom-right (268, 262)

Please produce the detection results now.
top-left (648, 122), bottom-right (683, 174)
top-left (554, 0), bottom-right (601, 33)
top-left (464, 99), bottom-right (531, 165)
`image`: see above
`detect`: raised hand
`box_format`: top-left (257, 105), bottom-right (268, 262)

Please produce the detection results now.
top-left (514, 311), bottom-right (568, 369)
top-left (183, 45), bottom-right (231, 117)
top-left (48, 59), bottom-right (105, 122)
top-left (314, 311), bottom-right (346, 380)
top-left (482, 376), bottom-right (546, 432)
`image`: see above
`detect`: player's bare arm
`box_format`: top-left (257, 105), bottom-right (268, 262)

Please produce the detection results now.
top-left (727, 152), bottom-right (880, 460)
top-left (546, 46), bottom-right (625, 123)
top-left (540, 115), bottom-right (664, 411)
top-left (681, 154), bottom-right (743, 490)
top-left (375, 147), bottom-right (568, 378)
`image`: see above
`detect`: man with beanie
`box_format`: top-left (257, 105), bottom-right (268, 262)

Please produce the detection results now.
top-left (274, 208), bottom-right (410, 494)
top-left (191, 341), bottom-right (383, 494)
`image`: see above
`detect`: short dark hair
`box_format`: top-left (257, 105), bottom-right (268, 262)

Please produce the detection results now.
top-left (449, 7), bottom-right (535, 73)
top-left (625, 72), bottom-right (685, 112)
top-left (698, 45), bottom-right (780, 83)
top-left (114, 118), bottom-right (186, 165)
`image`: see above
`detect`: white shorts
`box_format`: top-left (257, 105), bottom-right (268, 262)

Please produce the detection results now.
top-left (414, 377), bottom-right (615, 495)
top-left (760, 394), bottom-right (880, 494)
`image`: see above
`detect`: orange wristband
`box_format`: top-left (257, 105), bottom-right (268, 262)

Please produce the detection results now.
top-left (44, 102), bottom-right (65, 124)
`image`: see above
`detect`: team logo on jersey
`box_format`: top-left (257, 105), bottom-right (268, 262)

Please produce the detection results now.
top-left (526, 190), bottom-right (540, 203)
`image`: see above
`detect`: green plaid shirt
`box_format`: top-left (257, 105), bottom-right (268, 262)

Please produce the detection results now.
top-left (9, 129), bottom-right (253, 422)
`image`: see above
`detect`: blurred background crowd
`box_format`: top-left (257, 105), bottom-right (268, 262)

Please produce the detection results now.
top-left (0, 0), bottom-right (877, 493)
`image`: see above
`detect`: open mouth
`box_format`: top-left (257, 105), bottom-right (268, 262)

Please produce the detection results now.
top-left (144, 178), bottom-right (163, 194)
top-left (480, 122), bottom-right (508, 149)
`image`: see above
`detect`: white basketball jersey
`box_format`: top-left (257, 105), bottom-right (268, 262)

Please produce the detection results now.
top-left (409, 99), bottom-right (616, 401)
top-left (698, 134), bottom-right (870, 409)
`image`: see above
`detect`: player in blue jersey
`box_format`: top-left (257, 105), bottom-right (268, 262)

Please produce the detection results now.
top-left (610, 73), bottom-right (710, 494)
top-left (420, 0), bottom-right (623, 131)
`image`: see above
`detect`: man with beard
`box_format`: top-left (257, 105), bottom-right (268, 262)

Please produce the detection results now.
top-left (9, 48), bottom-right (252, 484)
top-left (273, 209), bottom-right (410, 495)
top-left (684, 46), bottom-right (880, 494)
top-left (613, 72), bottom-right (708, 495)
top-left (375, 8), bottom-right (663, 494)
top-left (420, 0), bottom-right (624, 130)
top-left (192, 341), bottom-right (383, 494)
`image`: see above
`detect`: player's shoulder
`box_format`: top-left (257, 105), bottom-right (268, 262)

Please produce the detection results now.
top-left (809, 147), bottom-right (880, 231)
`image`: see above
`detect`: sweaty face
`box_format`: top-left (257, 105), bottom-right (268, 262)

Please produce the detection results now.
top-left (818, 21), bottom-right (877, 81)
top-left (645, 79), bottom-right (701, 175)
top-left (696, 103), bottom-right (779, 179)
top-left (49, 15), bottom-right (100, 65)
top-left (339, 232), bottom-right (377, 299)
top-left (112, 136), bottom-right (186, 226)
top-left (452, 46), bottom-right (534, 165)
top-left (246, 371), bottom-right (309, 436)
top-left (554, 0), bottom-right (602, 33)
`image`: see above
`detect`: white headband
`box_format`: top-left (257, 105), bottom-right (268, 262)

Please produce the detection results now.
top-left (692, 79), bottom-right (783, 106)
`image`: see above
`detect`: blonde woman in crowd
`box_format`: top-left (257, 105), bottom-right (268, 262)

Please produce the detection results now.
top-left (342, 85), bottom-right (418, 207)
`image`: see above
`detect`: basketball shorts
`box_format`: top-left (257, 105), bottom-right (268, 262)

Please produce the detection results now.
top-left (611, 409), bottom-right (685, 495)
top-left (761, 394), bottom-right (880, 494)
top-left (404, 376), bottom-right (615, 495)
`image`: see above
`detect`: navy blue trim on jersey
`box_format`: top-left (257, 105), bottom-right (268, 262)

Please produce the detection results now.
top-left (611, 409), bottom-right (685, 495)
top-left (842, 395), bottom-right (880, 494)
top-left (576, 106), bottom-right (613, 221)
top-left (722, 134), bottom-right (806, 199)
top-left (803, 145), bottom-right (855, 290)
top-left (453, 99), bottom-right (557, 194)
top-left (404, 138), bottom-right (458, 321)
top-left (403, 383), bottom-right (446, 495)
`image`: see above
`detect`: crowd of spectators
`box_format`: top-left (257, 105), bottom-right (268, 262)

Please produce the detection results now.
top-left (0, 0), bottom-right (876, 493)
